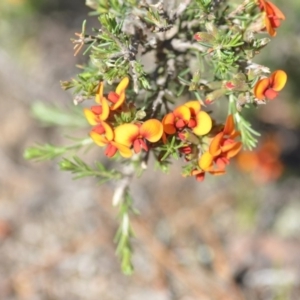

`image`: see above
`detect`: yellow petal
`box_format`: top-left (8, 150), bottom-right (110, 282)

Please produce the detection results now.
top-left (102, 121), bottom-right (114, 141)
top-left (90, 131), bottom-right (107, 147)
top-left (84, 108), bottom-right (98, 125)
top-left (99, 97), bottom-right (110, 120)
top-left (95, 82), bottom-right (104, 104)
top-left (110, 91), bottom-right (126, 110)
top-left (270, 70), bottom-right (287, 92)
top-left (114, 123), bottom-right (139, 147)
top-left (199, 152), bottom-right (214, 171)
top-left (173, 105), bottom-right (191, 121)
top-left (111, 141), bottom-right (132, 158)
top-left (140, 119), bottom-right (163, 143)
top-left (193, 111), bottom-right (212, 136)
top-left (116, 77), bottom-right (129, 94)
top-left (184, 101), bottom-right (201, 115)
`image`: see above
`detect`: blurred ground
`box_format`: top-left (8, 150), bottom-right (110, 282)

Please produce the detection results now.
top-left (1, 1), bottom-right (300, 299)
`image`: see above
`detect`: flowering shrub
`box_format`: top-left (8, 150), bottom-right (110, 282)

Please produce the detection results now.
top-left (25, 0), bottom-right (287, 273)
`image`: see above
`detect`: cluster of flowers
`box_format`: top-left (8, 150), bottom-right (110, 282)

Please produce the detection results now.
top-left (83, 0), bottom-right (287, 182)
top-left (84, 77), bottom-right (243, 182)
top-left (257, 0), bottom-right (285, 37)
top-left (84, 77), bottom-right (163, 159)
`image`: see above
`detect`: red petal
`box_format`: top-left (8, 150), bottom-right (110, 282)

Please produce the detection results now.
top-left (92, 124), bottom-right (105, 135)
top-left (133, 139), bottom-right (141, 154)
top-left (266, 1), bottom-right (285, 20)
top-left (175, 119), bottom-right (186, 129)
top-left (215, 156), bottom-right (229, 169)
top-left (105, 143), bottom-right (118, 157)
top-left (91, 105), bottom-right (102, 115)
top-left (107, 92), bottom-right (119, 103)
top-left (264, 88), bottom-right (278, 100)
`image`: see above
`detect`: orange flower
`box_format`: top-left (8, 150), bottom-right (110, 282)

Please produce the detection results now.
top-left (162, 104), bottom-right (191, 135)
top-left (199, 115), bottom-right (242, 174)
top-left (254, 70), bottom-right (287, 100)
top-left (258, 0), bottom-right (285, 36)
top-left (90, 122), bottom-right (132, 158)
top-left (162, 101), bottom-right (212, 136)
top-left (185, 101), bottom-right (212, 136)
top-left (83, 77), bottom-right (133, 158)
top-left (83, 79), bottom-right (114, 124)
top-left (114, 119), bottom-right (163, 154)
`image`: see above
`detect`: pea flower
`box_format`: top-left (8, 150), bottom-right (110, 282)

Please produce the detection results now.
top-left (258, 0), bottom-right (285, 36)
top-left (85, 77), bottom-right (129, 125)
top-left (185, 101), bottom-right (213, 136)
top-left (97, 77), bottom-right (129, 110)
top-left (254, 70), bottom-right (287, 100)
top-left (162, 104), bottom-right (191, 134)
top-left (90, 123), bottom-right (132, 158)
top-left (162, 101), bottom-right (212, 136)
top-left (199, 115), bottom-right (242, 175)
top-left (114, 119), bottom-right (163, 154)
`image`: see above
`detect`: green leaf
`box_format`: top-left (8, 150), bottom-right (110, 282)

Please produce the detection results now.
top-left (31, 102), bottom-right (87, 128)
top-left (59, 156), bottom-right (122, 182)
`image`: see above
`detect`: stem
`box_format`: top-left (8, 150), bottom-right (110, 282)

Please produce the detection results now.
top-left (228, 0), bottom-right (251, 18)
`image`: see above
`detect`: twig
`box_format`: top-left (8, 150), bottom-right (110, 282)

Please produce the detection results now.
top-left (228, 0), bottom-right (251, 18)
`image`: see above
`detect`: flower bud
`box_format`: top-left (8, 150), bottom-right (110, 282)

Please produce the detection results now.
top-left (194, 32), bottom-right (216, 46)
top-left (136, 110), bottom-right (146, 120)
top-left (253, 38), bottom-right (271, 50)
top-left (206, 81), bottom-right (222, 90)
top-left (205, 89), bottom-right (226, 104)
top-left (205, 22), bottom-right (218, 37)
